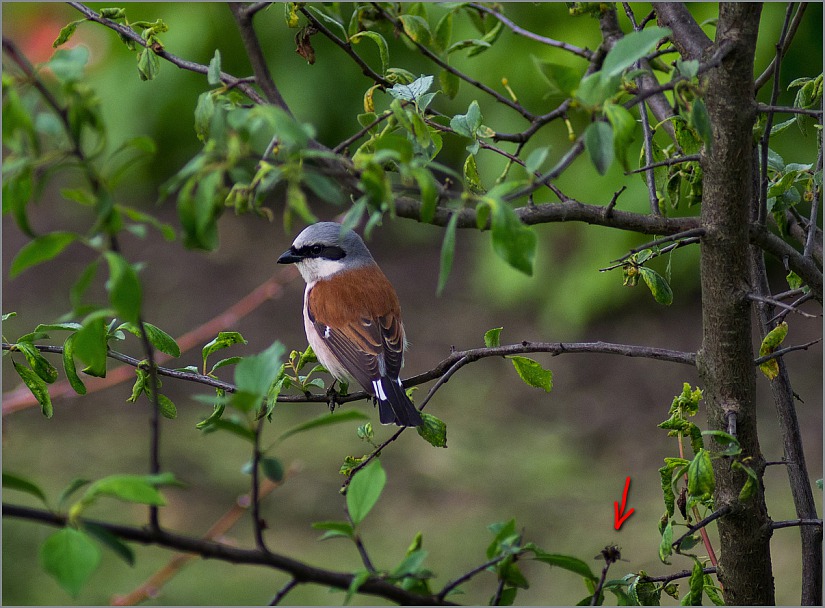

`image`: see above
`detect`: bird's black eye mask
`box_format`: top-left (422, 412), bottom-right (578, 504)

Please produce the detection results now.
top-left (294, 244), bottom-right (346, 260)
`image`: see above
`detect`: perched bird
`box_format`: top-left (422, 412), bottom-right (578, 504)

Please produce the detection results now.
top-left (277, 222), bottom-right (424, 427)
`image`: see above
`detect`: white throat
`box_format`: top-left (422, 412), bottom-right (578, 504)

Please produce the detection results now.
top-left (296, 257), bottom-right (346, 284)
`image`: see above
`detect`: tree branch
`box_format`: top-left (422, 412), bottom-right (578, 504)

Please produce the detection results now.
top-left (66, 2), bottom-right (265, 104)
top-left (638, 567), bottom-right (717, 585)
top-left (652, 3), bottom-right (713, 59)
top-left (2, 503), bottom-right (454, 606)
top-left (672, 505), bottom-right (732, 550)
top-left (228, 2), bottom-right (293, 112)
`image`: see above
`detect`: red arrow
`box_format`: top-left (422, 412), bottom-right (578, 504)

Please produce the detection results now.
top-left (614, 476), bottom-right (635, 530)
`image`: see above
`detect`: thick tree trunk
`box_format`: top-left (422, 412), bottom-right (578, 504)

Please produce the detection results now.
top-left (696, 3), bottom-right (775, 605)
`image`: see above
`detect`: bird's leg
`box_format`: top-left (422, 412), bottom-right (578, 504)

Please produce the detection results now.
top-left (325, 379), bottom-right (340, 413)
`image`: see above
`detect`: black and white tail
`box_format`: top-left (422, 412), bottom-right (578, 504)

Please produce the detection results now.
top-left (372, 377), bottom-right (423, 427)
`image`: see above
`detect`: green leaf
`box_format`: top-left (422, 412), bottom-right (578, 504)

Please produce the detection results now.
top-left (731, 461), bottom-right (759, 502)
top-left (439, 68), bottom-right (460, 99)
top-left (676, 59), bottom-right (699, 79)
top-left (156, 393), bottom-right (177, 419)
top-left (53, 20), bottom-right (83, 48)
top-left (83, 522), bottom-right (135, 566)
top-left (658, 519), bottom-right (673, 564)
top-left (416, 412), bottom-right (447, 447)
top-left (437, 213), bottom-right (459, 295)
top-left (48, 46), bottom-right (89, 83)
top-left (638, 267), bottom-right (674, 305)
top-left (260, 456), bottom-right (285, 482)
top-left (489, 200), bottom-right (536, 276)
top-left (525, 146), bottom-right (550, 176)
top-left (137, 48), bottom-right (160, 81)
top-left (684, 558), bottom-right (704, 605)
top-left (311, 520), bottom-right (355, 540)
top-left (509, 356), bottom-right (553, 392)
top-left (234, 341), bottom-right (286, 403)
top-left (387, 74), bottom-right (434, 104)
top-left (349, 31), bottom-right (389, 76)
top-left (575, 71), bottom-right (616, 108)
top-left (202, 331), bottom-right (247, 371)
top-left (194, 91), bottom-right (215, 142)
top-left (758, 321), bottom-right (788, 380)
top-left (74, 313), bottom-right (109, 378)
top-left (118, 321), bottom-right (180, 357)
top-left (601, 26), bottom-right (671, 79)
top-left (306, 7), bottom-right (347, 41)
top-left (12, 359), bottom-right (53, 418)
top-left (687, 449), bottom-right (715, 499)
top-left (584, 121), bottom-right (614, 175)
top-left (278, 410), bottom-right (370, 441)
top-left (9, 232), bottom-right (78, 278)
top-left (16, 341), bottom-right (59, 384)
top-left (70, 259), bottom-right (100, 313)
top-left (463, 154), bottom-right (484, 192)
top-left (434, 10), bottom-right (453, 53)
top-left (345, 569), bottom-right (371, 605)
top-left (40, 528), bottom-right (101, 597)
top-left (530, 550), bottom-right (598, 582)
top-left (604, 103), bottom-right (636, 171)
top-left (399, 14), bottom-right (431, 45)
top-left (103, 252), bottom-right (142, 324)
top-left (57, 478), bottom-right (92, 510)
top-left (81, 474), bottom-right (168, 507)
top-left (484, 327), bottom-right (503, 348)
top-left (533, 60), bottom-right (581, 97)
top-left (207, 49), bottom-right (222, 85)
top-left (3, 471), bottom-right (48, 505)
top-left (451, 100), bottom-right (482, 139)
top-left (410, 167), bottom-right (438, 223)
top-left (689, 99), bottom-right (712, 151)
top-left (346, 459), bottom-right (386, 525)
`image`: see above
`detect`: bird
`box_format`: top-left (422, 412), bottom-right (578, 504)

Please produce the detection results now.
top-left (277, 222), bottom-right (424, 427)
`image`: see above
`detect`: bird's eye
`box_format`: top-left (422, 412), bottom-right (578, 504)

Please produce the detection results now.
top-left (310, 245), bottom-right (323, 256)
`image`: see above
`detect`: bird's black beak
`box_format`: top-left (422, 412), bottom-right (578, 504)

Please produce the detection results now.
top-left (277, 248), bottom-right (301, 265)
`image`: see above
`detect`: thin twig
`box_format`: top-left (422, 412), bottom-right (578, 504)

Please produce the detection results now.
top-left (672, 506), bottom-right (732, 550)
top-left (637, 567), bottom-right (717, 585)
top-left (437, 552), bottom-right (513, 601)
top-left (269, 579), bottom-right (299, 606)
top-left (804, 147), bottom-right (823, 259)
top-left (610, 228), bottom-right (707, 264)
top-left (747, 293), bottom-right (818, 319)
top-left (753, 339), bottom-right (822, 365)
top-left (626, 154), bottom-right (701, 175)
top-left (468, 3), bottom-right (592, 59)
top-left (754, 3), bottom-right (809, 91)
top-left (756, 103), bottom-right (824, 118)
top-left (251, 417), bottom-right (269, 552)
top-left (772, 518), bottom-right (823, 530)
top-left (758, 3), bottom-right (795, 226)
top-left (298, 6), bottom-right (388, 86)
top-left (621, 3), bottom-right (660, 215)
top-left (769, 292), bottom-right (815, 324)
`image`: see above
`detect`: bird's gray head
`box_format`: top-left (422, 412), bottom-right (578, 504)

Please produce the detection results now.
top-left (277, 222), bottom-right (375, 283)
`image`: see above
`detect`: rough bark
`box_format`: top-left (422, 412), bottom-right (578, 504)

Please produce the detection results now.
top-left (696, 3), bottom-right (775, 605)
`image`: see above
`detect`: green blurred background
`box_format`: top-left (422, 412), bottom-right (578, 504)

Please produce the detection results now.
top-left (2, 3), bottom-right (822, 605)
